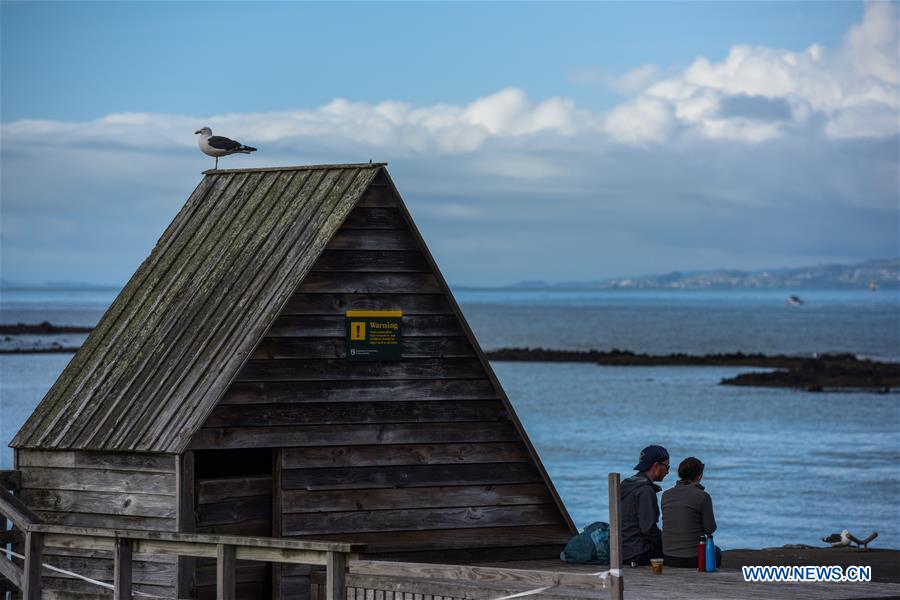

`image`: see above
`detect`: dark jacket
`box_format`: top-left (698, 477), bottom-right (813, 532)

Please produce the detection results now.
top-left (620, 472), bottom-right (662, 561)
top-left (661, 480), bottom-right (717, 558)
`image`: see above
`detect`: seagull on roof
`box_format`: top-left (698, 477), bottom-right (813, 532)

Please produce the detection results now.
top-left (194, 127), bottom-right (257, 170)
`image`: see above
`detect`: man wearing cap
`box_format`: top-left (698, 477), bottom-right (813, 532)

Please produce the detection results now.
top-left (620, 445), bottom-right (670, 565)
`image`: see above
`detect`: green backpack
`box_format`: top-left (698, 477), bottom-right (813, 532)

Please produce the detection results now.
top-left (560, 521), bottom-right (611, 564)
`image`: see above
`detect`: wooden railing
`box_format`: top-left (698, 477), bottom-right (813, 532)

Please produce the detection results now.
top-left (0, 484), bottom-right (365, 600)
top-left (3, 472), bottom-right (626, 600)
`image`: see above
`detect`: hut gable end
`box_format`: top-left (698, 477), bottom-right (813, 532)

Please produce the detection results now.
top-left (11, 164), bottom-right (382, 454)
top-left (192, 170), bottom-right (575, 563)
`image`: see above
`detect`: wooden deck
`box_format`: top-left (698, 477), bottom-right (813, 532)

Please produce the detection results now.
top-left (336, 558), bottom-right (900, 600)
top-left (470, 559), bottom-right (900, 599)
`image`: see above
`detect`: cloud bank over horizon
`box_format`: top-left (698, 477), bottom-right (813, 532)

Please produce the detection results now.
top-left (2, 3), bottom-right (897, 286)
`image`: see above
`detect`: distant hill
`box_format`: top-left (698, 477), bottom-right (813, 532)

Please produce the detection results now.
top-left (5, 259), bottom-right (898, 292)
top-left (499, 258), bottom-right (900, 290)
top-left (0, 280), bottom-right (120, 290)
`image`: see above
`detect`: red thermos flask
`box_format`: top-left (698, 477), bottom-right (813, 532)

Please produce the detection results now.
top-left (698, 535), bottom-right (707, 572)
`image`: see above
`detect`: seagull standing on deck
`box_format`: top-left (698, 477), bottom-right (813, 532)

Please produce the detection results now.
top-left (194, 127), bottom-right (257, 169)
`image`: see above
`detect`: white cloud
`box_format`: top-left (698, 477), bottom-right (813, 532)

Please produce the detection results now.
top-left (474, 153), bottom-right (569, 180)
top-left (5, 4), bottom-right (894, 157)
top-left (843, 1), bottom-right (899, 85)
top-left (825, 101), bottom-right (900, 139)
top-left (422, 203), bottom-right (487, 220)
top-left (1, 88), bottom-right (595, 158)
top-left (601, 96), bottom-right (675, 144)
top-left (571, 64), bottom-right (662, 95)
top-left (609, 1), bottom-right (899, 145)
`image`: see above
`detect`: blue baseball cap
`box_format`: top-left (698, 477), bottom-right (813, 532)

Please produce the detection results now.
top-left (633, 445), bottom-right (669, 471)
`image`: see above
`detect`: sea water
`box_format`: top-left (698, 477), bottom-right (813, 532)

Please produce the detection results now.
top-left (456, 287), bottom-right (900, 360)
top-left (1, 287), bottom-right (898, 549)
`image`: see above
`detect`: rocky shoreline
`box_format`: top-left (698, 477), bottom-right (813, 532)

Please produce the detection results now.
top-left (484, 347), bottom-right (900, 391)
top-left (0, 322), bottom-right (90, 354)
top-left (2, 323), bottom-right (898, 391)
top-left (0, 346), bottom-right (82, 354)
top-left (0, 321), bottom-right (93, 334)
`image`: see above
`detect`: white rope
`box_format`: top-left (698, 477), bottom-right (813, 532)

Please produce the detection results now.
top-left (489, 586), bottom-right (552, 600)
top-left (5, 543), bottom-right (624, 600)
top-left (4, 549), bottom-right (189, 600)
top-left (590, 566), bottom-right (622, 585)
top-left (487, 567), bottom-right (624, 599)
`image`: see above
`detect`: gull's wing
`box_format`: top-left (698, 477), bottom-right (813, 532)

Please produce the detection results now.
top-left (207, 136), bottom-right (242, 151)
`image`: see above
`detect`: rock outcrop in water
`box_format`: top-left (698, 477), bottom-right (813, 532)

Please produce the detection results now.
top-left (721, 355), bottom-right (900, 392)
top-left (0, 321), bottom-right (93, 334)
top-left (3, 323), bottom-right (898, 391)
top-left (484, 347), bottom-right (900, 391)
top-left (0, 322), bottom-right (92, 354)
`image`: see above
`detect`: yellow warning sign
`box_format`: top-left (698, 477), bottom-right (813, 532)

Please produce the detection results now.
top-left (346, 310), bottom-right (403, 361)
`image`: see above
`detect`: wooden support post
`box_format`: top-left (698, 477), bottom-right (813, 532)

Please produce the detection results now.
top-left (216, 544), bottom-right (236, 600)
top-left (325, 551), bottom-right (346, 600)
top-left (176, 451), bottom-right (196, 600)
top-left (114, 538), bottom-right (133, 600)
top-left (272, 448), bottom-right (285, 600)
top-left (22, 531), bottom-right (43, 600)
top-left (608, 472), bottom-right (624, 600)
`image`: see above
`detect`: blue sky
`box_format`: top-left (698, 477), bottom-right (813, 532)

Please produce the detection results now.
top-left (1, 1), bottom-right (897, 286)
top-left (2, 2), bottom-right (863, 120)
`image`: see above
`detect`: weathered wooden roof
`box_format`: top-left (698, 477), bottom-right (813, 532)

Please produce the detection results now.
top-left (12, 163), bottom-right (382, 453)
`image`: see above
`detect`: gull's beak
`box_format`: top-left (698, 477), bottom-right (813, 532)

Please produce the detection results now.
top-left (194, 130), bottom-right (201, 135)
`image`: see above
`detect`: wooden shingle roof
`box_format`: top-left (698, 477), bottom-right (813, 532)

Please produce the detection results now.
top-left (12, 163), bottom-right (382, 453)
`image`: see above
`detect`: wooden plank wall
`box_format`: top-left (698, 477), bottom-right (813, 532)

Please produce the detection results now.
top-left (193, 172), bottom-right (572, 597)
top-left (193, 471), bottom-right (273, 599)
top-left (15, 449), bottom-right (178, 599)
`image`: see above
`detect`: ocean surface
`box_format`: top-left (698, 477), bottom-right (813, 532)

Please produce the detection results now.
top-left (1, 287), bottom-right (898, 550)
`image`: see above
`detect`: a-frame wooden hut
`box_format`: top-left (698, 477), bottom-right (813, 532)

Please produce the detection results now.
top-left (10, 164), bottom-right (575, 599)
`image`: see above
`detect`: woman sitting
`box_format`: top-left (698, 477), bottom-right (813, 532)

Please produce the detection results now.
top-left (661, 456), bottom-right (722, 568)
